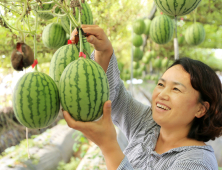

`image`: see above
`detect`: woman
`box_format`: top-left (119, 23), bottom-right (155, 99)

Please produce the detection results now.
top-left (63, 25), bottom-right (222, 169)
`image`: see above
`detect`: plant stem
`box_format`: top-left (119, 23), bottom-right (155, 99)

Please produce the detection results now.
top-left (78, 0), bottom-right (83, 53)
top-left (16, 0), bottom-right (27, 42)
top-left (194, 9), bottom-right (197, 23)
top-left (52, 0), bottom-right (80, 28)
top-left (34, 10), bottom-right (38, 71)
top-left (1, 14), bottom-right (34, 34)
top-left (0, 2), bottom-right (20, 14)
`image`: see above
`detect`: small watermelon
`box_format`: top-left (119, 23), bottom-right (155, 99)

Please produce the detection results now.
top-left (133, 19), bottom-right (146, 35)
top-left (42, 23), bottom-right (66, 49)
top-left (150, 15), bottom-right (174, 44)
top-left (132, 34), bottom-right (143, 47)
top-left (185, 23), bottom-right (205, 46)
top-left (133, 47), bottom-right (143, 61)
top-left (144, 19), bottom-right (152, 36)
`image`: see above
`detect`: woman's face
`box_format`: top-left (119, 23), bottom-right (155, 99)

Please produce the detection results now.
top-left (152, 65), bottom-right (202, 128)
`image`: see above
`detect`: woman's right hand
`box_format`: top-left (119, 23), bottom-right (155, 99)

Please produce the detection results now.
top-left (70, 25), bottom-right (113, 54)
top-left (71, 25), bottom-right (113, 72)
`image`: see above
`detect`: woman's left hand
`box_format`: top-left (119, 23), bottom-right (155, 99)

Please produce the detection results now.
top-left (62, 100), bottom-right (117, 149)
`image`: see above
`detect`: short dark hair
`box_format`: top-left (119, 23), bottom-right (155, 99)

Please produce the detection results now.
top-left (168, 57), bottom-right (222, 142)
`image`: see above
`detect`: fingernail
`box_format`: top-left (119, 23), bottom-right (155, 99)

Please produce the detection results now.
top-left (90, 36), bottom-right (93, 41)
top-left (107, 101), bottom-right (111, 108)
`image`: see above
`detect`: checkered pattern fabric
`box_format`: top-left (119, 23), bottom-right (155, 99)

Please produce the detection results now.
top-left (90, 50), bottom-right (218, 170)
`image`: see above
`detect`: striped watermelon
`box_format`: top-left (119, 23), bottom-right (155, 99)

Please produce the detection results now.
top-left (133, 19), bottom-right (146, 35)
top-left (133, 47), bottom-right (143, 61)
top-left (59, 58), bottom-right (109, 122)
top-left (42, 23), bottom-right (66, 49)
top-left (75, 1), bottom-right (93, 25)
top-left (185, 23), bottom-right (205, 46)
top-left (12, 72), bottom-right (60, 129)
top-left (38, 2), bottom-right (60, 20)
top-left (154, 0), bottom-right (202, 16)
top-left (150, 15), bottom-right (174, 44)
top-left (144, 19), bottom-right (152, 36)
top-left (49, 41), bottom-right (91, 88)
top-left (132, 34), bottom-right (143, 47)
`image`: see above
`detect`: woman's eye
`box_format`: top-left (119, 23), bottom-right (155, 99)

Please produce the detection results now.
top-left (173, 87), bottom-right (180, 91)
top-left (158, 83), bottom-right (163, 86)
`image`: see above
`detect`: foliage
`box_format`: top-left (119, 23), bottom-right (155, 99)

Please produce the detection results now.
top-left (0, 129), bottom-right (52, 167)
top-left (0, 0), bottom-right (221, 74)
top-left (56, 157), bottom-right (80, 170)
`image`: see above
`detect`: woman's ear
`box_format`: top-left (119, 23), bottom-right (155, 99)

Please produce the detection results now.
top-left (195, 101), bottom-right (210, 118)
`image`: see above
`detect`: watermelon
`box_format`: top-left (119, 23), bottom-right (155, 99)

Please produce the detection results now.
top-left (161, 57), bottom-right (168, 68)
top-left (150, 50), bottom-right (156, 58)
top-left (132, 34), bottom-right (143, 47)
top-left (152, 57), bottom-right (162, 69)
top-left (42, 23), bottom-right (66, 49)
top-left (154, 0), bottom-right (202, 16)
top-left (133, 47), bottom-right (143, 61)
top-left (12, 72), bottom-right (60, 129)
top-left (150, 15), bottom-right (174, 44)
top-left (142, 51), bottom-right (152, 64)
top-left (59, 58), bottom-right (109, 122)
top-left (144, 19), bottom-right (152, 36)
top-left (133, 19), bottom-right (146, 35)
top-left (185, 23), bottom-right (205, 46)
top-left (75, 1), bottom-right (93, 25)
top-left (178, 34), bottom-right (185, 45)
top-left (49, 42), bottom-right (91, 89)
top-left (38, 2), bottom-right (60, 20)
top-left (133, 61), bottom-right (139, 69)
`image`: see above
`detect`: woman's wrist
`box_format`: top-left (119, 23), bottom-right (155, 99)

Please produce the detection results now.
top-left (95, 44), bottom-right (113, 73)
top-left (100, 141), bottom-right (125, 170)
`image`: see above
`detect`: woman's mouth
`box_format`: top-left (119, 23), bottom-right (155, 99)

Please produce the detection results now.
top-left (156, 103), bottom-right (171, 111)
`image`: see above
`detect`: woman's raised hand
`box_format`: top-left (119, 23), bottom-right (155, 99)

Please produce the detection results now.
top-left (71, 25), bottom-right (113, 72)
top-left (62, 100), bottom-right (117, 150)
top-left (71, 25), bottom-right (113, 54)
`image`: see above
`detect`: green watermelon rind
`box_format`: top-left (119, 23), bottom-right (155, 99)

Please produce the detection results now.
top-left (185, 23), bottom-right (205, 46)
top-left (150, 15), bottom-right (174, 44)
top-left (59, 58), bottom-right (109, 122)
top-left (49, 42), bottom-right (91, 89)
top-left (154, 0), bottom-right (202, 17)
top-left (12, 72), bottom-right (60, 129)
top-left (42, 23), bottom-right (66, 49)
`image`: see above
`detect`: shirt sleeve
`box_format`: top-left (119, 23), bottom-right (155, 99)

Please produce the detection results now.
top-left (117, 156), bottom-right (142, 170)
top-left (169, 161), bottom-right (214, 170)
top-left (90, 50), bottom-right (155, 142)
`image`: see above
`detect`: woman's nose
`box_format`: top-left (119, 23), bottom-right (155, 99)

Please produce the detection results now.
top-left (158, 88), bottom-right (170, 100)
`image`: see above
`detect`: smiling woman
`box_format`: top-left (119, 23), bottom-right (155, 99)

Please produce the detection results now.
top-left (64, 25), bottom-right (222, 170)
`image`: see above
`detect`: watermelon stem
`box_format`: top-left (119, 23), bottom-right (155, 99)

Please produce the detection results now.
top-left (78, 0), bottom-right (83, 53)
top-left (0, 13), bottom-right (34, 34)
top-left (52, 0), bottom-right (80, 28)
top-left (33, 9), bottom-right (38, 71)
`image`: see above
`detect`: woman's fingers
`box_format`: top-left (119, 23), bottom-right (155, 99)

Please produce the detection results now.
top-left (102, 100), bottom-right (112, 121)
top-left (63, 110), bottom-right (87, 131)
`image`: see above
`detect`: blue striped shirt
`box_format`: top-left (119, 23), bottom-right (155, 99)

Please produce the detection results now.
top-left (91, 50), bottom-right (218, 170)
